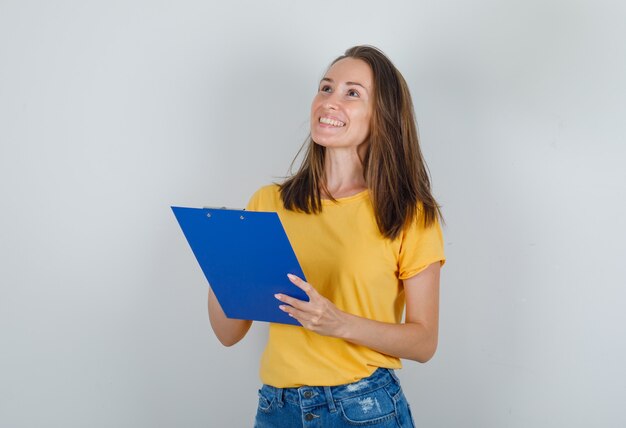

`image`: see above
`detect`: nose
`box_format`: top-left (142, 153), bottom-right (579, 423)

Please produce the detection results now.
top-left (324, 97), bottom-right (339, 110)
top-left (323, 90), bottom-right (342, 110)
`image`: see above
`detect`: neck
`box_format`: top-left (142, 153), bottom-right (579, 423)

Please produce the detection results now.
top-left (322, 146), bottom-right (367, 199)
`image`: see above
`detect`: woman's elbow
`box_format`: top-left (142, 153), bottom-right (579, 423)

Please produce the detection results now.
top-left (211, 320), bottom-right (252, 347)
top-left (216, 334), bottom-right (243, 347)
top-left (410, 336), bottom-right (438, 363)
top-left (415, 346), bottom-right (437, 363)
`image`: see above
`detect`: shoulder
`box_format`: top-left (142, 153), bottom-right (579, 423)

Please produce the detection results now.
top-left (403, 202), bottom-right (442, 234)
top-left (246, 184), bottom-right (282, 211)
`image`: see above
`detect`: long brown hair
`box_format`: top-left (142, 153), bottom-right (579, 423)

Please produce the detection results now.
top-left (280, 45), bottom-right (442, 239)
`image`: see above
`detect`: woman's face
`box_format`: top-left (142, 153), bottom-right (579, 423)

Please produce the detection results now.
top-left (310, 58), bottom-right (374, 150)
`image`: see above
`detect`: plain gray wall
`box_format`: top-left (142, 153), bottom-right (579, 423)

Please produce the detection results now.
top-left (1, 1), bottom-right (625, 427)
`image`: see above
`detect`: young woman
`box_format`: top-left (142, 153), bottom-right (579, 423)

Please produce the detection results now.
top-left (208, 45), bottom-right (445, 427)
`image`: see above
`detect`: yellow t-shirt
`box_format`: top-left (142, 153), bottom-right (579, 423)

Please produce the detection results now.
top-left (246, 184), bottom-right (445, 388)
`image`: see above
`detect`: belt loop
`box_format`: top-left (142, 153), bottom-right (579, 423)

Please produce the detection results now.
top-left (276, 387), bottom-right (284, 407)
top-left (387, 368), bottom-right (400, 384)
top-left (324, 386), bottom-right (336, 413)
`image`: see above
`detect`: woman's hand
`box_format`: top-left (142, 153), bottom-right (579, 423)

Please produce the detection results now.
top-left (274, 263), bottom-right (440, 362)
top-left (275, 274), bottom-right (348, 338)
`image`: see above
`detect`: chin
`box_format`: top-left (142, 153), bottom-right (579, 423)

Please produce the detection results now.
top-left (314, 140), bottom-right (344, 149)
top-left (311, 135), bottom-right (331, 147)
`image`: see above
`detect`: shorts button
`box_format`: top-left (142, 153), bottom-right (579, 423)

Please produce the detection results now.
top-left (304, 413), bottom-right (315, 421)
top-left (303, 391), bottom-right (313, 398)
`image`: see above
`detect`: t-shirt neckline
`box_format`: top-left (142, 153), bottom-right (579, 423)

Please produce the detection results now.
top-left (321, 189), bottom-right (369, 205)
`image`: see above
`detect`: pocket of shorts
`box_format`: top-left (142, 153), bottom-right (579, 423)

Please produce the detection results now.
top-left (405, 402), bottom-right (416, 428)
top-left (338, 387), bottom-right (397, 425)
top-left (257, 388), bottom-right (274, 414)
top-left (391, 387), bottom-right (415, 428)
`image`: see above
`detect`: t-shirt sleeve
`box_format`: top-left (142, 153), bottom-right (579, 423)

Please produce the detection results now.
top-left (398, 214), bottom-right (446, 280)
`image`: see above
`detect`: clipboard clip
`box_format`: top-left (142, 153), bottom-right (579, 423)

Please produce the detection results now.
top-left (202, 206), bottom-right (246, 220)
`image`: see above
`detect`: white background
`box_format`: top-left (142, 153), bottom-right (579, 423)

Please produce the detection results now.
top-left (1, 1), bottom-right (625, 427)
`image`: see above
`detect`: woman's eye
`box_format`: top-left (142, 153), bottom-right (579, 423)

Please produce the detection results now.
top-left (347, 89), bottom-right (360, 97)
top-left (320, 85), bottom-right (332, 93)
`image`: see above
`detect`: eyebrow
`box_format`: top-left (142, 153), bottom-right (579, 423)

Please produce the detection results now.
top-left (320, 77), bottom-right (368, 91)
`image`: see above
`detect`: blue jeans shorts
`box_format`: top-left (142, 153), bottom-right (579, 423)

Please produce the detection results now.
top-left (254, 368), bottom-right (416, 427)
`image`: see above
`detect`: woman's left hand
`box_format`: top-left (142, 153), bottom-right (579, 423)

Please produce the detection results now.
top-left (275, 274), bottom-right (348, 337)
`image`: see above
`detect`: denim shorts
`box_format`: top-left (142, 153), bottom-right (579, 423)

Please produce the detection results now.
top-left (254, 368), bottom-right (416, 427)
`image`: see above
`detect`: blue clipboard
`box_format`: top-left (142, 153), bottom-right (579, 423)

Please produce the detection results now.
top-left (171, 206), bottom-right (308, 326)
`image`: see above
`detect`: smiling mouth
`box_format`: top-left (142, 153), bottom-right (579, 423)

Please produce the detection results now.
top-left (319, 117), bottom-right (345, 127)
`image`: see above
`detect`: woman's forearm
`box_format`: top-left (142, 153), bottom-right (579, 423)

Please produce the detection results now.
top-left (276, 267), bottom-right (440, 361)
top-left (340, 265), bottom-right (440, 362)
top-left (339, 314), bottom-right (438, 363)
top-left (208, 288), bottom-right (252, 346)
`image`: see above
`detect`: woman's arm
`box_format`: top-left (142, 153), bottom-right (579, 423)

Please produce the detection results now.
top-left (275, 261), bottom-right (441, 362)
top-left (208, 287), bottom-right (252, 347)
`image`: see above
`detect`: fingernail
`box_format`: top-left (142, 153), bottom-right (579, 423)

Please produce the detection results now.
top-left (287, 273), bottom-right (296, 280)
top-left (278, 305), bottom-right (286, 311)
top-left (274, 294), bottom-right (282, 300)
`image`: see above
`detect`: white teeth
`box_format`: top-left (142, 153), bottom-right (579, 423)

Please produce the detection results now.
top-left (319, 117), bottom-right (345, 127)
